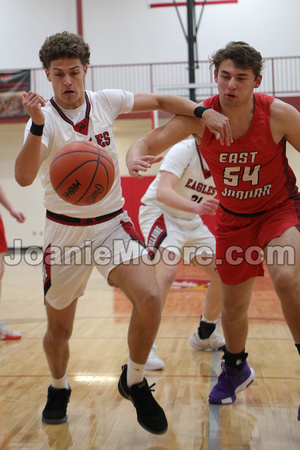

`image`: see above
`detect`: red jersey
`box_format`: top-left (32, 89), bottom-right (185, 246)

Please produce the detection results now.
top-left (201, 93), bottom-right (299, 215)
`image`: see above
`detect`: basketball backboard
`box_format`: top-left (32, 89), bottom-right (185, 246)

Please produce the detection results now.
top-left (147, 1), bottom-right (237, 7)
top-left (147, 0), bottom-right (238, 103)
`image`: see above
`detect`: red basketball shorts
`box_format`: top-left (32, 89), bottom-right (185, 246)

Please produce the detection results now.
top-left (215, 197), bottom-right (300, 285)
top-left (0, 216), bottom-right (8, 253)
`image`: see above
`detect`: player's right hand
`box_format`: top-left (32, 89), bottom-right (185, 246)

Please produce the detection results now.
top-left (22, 91), bottom-right (46, 125)
top-left (127, 155), bottom-right (163, 179)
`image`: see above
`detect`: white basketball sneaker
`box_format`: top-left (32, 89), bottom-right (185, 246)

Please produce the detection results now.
top-left (145, 343), bottom-right (165, 371)
top-left (189, 330), bottom-right (225, 351)
top-left (0, 320), bottom-right (22, 340)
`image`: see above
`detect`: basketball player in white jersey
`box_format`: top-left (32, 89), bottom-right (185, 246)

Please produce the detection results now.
top-left (15, 31), bottom-right (232, 434)
top-left (139, 137), bottom-right (225, 370)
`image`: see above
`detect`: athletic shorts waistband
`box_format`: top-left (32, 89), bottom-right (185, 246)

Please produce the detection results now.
top-left (219, 203), bottom-right (267, 217)
top-left (46, 208), bottom-right (123, 226)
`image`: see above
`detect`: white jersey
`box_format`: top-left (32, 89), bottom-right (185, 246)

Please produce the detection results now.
top-left (24, 89), bottom-right (134, 218)
top-left (141, 139), bottom-right (216, 221)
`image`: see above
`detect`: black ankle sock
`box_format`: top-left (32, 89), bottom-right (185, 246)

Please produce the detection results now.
top-left (223, 349), bottom-right (248, 371)
top-left (198, 320), bottom-right (216, 340)
top-left (295, 343), bottom-right (300, 356)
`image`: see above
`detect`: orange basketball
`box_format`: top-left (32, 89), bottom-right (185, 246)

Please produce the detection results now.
top-left (50, 141), bottom-right (115, 206)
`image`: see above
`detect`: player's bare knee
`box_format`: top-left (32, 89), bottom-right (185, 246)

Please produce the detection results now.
top-left (223, 298), bottom-right (248, 320)
top-left (137, 288), bottom-right (161, 317)
top-left (272, 268), bottom-right (299, 297)
top-left (46, 322), bottom-right (73, 344)
top-left (162, 265), bottom-right (177, 287)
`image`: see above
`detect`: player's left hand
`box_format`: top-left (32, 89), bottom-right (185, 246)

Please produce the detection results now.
top-left (194, 197), bottom-right (219, 216)
top-left (127, 155), bottom-right (163, 179)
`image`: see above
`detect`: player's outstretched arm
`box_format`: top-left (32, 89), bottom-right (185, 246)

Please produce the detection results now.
top-left (127, 104), bottom-right (232, 178)
top-left (132, 93), bottom-right (199, 117)
top-left (126, 115), bottom-right (198, 178)
top-left (132, 94), bottom-right (232, 146)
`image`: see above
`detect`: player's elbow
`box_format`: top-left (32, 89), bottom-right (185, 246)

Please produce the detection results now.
top-left (156, 189), bottom-right (165, 204)
top-left (15, 170), bottom-right (34, 187)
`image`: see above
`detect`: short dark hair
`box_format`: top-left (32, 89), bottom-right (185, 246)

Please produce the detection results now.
top-left (39, 31), bottom-right (90, 69)
top-left (210, 41), bottom-right (264, 79)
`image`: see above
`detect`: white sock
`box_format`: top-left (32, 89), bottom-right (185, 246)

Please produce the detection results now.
top-left (127, 357), bottom-right (145, 388)
top-left (201, 315), bottom-right (217, 324)
top-left (52, 374), bottom-right (69, 389)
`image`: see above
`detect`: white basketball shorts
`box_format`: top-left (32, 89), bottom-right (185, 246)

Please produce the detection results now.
top-left (43, 209), bottom-right (147, 310)
top-left (139, 204), bottom-right (216, 263)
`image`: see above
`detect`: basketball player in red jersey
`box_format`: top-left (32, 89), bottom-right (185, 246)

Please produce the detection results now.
top-left (0, 184), bottom-right (25, 340)
top-left (127, 41), bottom-right (300, 420)
top-left (14, 32), bottom-right (232, 433)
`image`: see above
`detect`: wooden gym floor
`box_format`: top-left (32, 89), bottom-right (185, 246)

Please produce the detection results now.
top-left (0, 252), bottom-right (299, 449)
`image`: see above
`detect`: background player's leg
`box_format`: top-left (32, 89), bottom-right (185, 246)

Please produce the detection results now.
top-left (0, 253), bottom-right (21, 340)
top-left (189, 255), bottom-right (225, 351)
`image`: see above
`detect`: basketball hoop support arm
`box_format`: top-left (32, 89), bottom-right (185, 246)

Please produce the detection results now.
top-left (172, 0), bottom-right (207, 101)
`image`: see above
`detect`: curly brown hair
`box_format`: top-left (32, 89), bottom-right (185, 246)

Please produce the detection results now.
top-left (39, 31), bottom-right (90, 69)
top-left (210, 41), bottom-right (264, 80)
